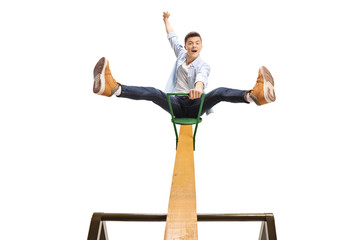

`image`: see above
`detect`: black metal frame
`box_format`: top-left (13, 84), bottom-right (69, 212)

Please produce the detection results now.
top-left (87, 212), bottom-right (277, 240)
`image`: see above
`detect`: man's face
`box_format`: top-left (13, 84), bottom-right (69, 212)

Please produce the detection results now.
top-left (184, 36), bottom-right (202, 59)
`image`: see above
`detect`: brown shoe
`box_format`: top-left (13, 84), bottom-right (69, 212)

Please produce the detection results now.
top-left (249, 66), bottom-right (276, 105)
top-left (93, 57), bottom-right (120, 97)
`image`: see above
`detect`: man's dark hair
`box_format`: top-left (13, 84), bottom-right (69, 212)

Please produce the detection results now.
top-left (184, 32), bottom-right (202, 44)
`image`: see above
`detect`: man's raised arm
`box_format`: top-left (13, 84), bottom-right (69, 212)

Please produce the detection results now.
top-left (163, 11), bottom-right (174, 34)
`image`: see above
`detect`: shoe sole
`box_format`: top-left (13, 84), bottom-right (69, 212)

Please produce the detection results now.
top-left (93, 57), bottom-right (107, 95)
top-left (261, 66), bottom-right (276, 104)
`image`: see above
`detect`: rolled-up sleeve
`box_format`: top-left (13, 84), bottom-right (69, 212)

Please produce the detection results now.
top-left (195, 63), bottom-right (211, 89)
top-left (167, 32), bottom-right (186, 58)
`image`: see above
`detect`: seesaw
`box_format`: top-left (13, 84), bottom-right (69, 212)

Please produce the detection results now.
top-left (87, 93), bottom-right (277, 240)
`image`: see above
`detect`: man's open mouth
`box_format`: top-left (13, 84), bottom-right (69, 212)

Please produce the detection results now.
top-left (191, 49), bottom-right (198, 53)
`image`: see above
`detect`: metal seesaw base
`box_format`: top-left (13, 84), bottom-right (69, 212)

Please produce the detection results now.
top-left (87, 212), bottom-right (277, 240)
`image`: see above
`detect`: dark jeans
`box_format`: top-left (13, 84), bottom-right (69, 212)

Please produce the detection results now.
top-left (119, 85), bottom-right (249, 118)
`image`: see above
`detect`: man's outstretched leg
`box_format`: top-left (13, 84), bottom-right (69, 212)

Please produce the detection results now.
top-left (194, 66), bottom-right (276, 116)
top-left (247, 66), bottom-right (276, 105)
top-left (92, 57), bottom-right (184, 117)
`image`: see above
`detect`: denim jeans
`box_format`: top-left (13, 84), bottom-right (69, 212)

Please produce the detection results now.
top-left (119, 85), bottom-right (249, 118)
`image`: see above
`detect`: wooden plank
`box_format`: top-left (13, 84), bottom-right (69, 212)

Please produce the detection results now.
top-left (164, 125), bottom-right (198, 240)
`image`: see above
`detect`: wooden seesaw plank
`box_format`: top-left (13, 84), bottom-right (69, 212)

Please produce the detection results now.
top-left (164, 125), bottom-right (198, 240)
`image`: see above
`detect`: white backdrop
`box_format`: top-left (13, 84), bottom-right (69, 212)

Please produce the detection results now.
top-left (1, 0), bottom-right (359, 239)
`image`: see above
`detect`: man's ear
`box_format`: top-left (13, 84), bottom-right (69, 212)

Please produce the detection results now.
top-left (184, 45), bottom-right (187, 50)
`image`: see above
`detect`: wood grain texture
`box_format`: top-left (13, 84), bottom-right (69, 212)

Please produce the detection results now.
top-left (164, 125), bottom-right (198, 240)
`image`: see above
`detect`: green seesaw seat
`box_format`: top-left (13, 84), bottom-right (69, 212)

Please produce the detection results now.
top-left (166, 93), bottom-right (205, 150)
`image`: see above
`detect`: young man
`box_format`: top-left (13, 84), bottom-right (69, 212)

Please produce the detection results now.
top-left (93, 12), bottom-right (276, 118)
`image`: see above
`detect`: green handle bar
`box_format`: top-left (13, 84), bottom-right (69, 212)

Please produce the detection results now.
top-left (166, 93), bottom-right (205, 150)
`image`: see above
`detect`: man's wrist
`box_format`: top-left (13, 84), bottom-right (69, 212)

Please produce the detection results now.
top-left (194, 82), bottom-right (204, 92)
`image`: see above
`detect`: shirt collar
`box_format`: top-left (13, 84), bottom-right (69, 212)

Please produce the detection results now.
top-left (185, 55), bottom-right (202, 67)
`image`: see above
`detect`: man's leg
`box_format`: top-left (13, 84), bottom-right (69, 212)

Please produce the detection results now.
top-left (201, 87), bottom-right (249, 115)
top-left (180, 87), bottom-right (247, 118)
top-left (187, 66), bottom-right (276, 116)
top-left (118, 85), bottom-right (183, 117)
top-left (93, 57), bottom-right (183, 117)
